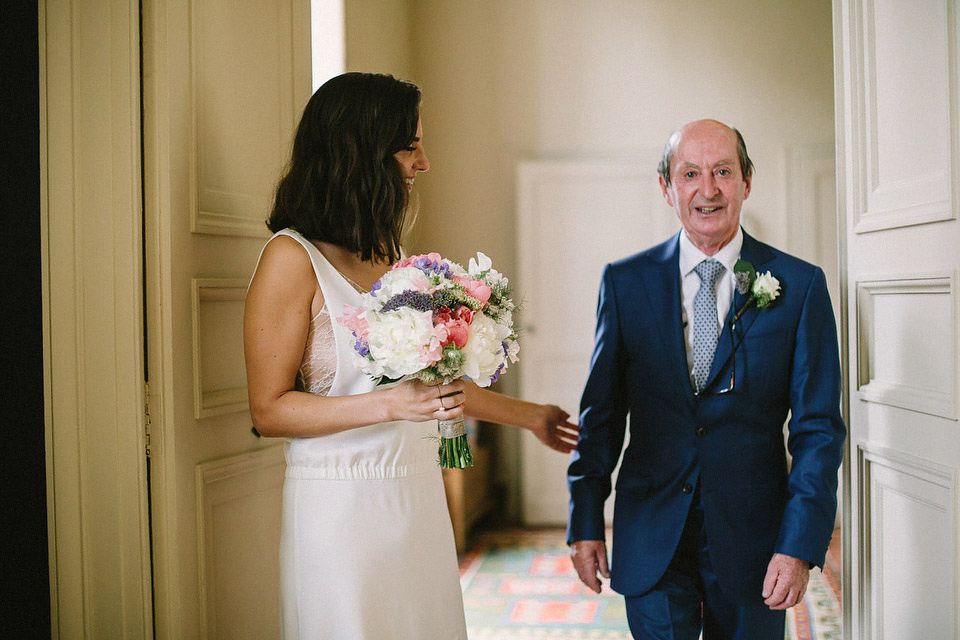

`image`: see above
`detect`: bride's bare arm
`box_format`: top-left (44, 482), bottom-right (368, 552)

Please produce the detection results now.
top-left (462, 382), bottom-right (579, 453)
top-left (243, 236), bottom-right (464, 438)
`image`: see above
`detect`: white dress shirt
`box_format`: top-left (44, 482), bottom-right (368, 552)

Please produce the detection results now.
top-left (678, 227), bottom-right (743, 382)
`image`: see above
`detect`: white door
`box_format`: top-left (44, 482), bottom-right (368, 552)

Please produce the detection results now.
top-left (142, 1), bottom-right (311, 637)
top-left (516, 160), bottom-right (678, 524)
top-left (835, 1), bottom-right (960, 637)
top-left (516, 152), bottom-right (842, 529)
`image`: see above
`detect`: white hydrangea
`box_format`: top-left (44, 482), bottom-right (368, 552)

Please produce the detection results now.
top-left (363, 307), bottom-right (437, 380)
top-left (460, 312), bottom-right (511, 386)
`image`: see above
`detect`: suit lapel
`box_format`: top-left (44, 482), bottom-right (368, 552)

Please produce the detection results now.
top-left (639, 233), bottom-right (693, 400)
top-left (703, 230), bottom-right (775, 391)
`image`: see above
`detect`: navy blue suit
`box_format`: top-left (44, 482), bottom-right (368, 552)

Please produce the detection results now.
top-left (567, 230), bottom-right (845, 606)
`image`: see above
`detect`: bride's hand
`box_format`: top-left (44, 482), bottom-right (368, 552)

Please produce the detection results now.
top-left (387, 379), bottom-right (465, 423)
top-left (530, 404), bottom-right (580, 453)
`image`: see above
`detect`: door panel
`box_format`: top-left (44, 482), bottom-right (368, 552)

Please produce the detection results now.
top-left (196, 447), bottom-right (285, 639)
top-left (142, 0), bottom-right (311, 636)
top-left (835, 0), bottom-right (960, 636)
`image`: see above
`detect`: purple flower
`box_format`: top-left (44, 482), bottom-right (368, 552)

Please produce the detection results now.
top-left (414, 256), bottom-right (432, 270)
top-left (734, 271), bottom-right (752, 296)
top-left (354, 339), bottom-right (370, 357)
top-left (380, 290), bottom-right (435, 313)
top-left (411, 255), bottom-right (454, 278)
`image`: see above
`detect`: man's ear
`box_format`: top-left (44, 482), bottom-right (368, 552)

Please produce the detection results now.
top-left (742, 173), bottom-right (752, 200)
top-left (659, 175), bottom-right (674, 207)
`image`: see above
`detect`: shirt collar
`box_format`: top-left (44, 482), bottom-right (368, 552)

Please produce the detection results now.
top-left (679, 227), bottom-right (744, 277)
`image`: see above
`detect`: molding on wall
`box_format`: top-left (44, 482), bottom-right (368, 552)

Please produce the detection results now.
top-left (852, 0), bottom-right (957, 233)
top-left (189, 0), bottom-right (303, 237)
top-left (858, 443), bottom-right (957, 638)
top-left (196, 446), bottom-right (285, 639)
top-left (855, 271), bottom-right (959, 419)
top-left (191, 278), bottom-right (250, 419)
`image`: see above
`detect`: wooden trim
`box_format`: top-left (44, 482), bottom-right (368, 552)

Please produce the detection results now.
top-left (40, 0), bottom-right (152, 637)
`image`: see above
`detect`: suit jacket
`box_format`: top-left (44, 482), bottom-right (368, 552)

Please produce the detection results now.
top-left (567, 229), bottom-right (846, 604)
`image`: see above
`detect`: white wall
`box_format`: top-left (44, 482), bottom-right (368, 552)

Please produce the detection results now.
top-left (344, 0), bottom-right (836, 519)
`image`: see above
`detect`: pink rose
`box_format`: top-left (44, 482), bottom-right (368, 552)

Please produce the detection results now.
top-left (435, 308), bottom-right (471, 348)
top-left (453, 275), bottom-right (491, 306)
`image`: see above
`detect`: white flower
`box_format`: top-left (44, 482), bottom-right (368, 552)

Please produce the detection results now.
top-left (467, 251), bottom-right (505, 284)
top-left (468, 252), bottom-right (492, 277)
top-left (372, 267), bottom-right (432, 308)
top-left (752, 271), bottom-right (781, 309)
top-left (460, 313), bottom-right (511, 386)
top-left (364, 307), bottom-right (438, 379)
top-left (352, 349), bottom-right (385, 379)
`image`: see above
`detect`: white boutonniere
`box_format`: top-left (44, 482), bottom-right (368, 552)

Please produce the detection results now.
top-left (732, 259), bottom-right (781, 323)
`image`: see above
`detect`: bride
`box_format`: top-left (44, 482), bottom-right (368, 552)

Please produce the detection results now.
top-left (243, 72), bottom-right (579, 639)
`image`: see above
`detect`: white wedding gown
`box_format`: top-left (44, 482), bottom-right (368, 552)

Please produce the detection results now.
top-left (259, 229), bottom-right (467, 639)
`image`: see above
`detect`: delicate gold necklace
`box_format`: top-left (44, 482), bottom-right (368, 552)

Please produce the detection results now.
top-left (310, 239), bottom-right (373, 293)
top-left (332, 267), bottom-right (370, 293)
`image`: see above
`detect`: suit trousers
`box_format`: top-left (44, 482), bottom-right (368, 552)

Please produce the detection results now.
top-left (623, 482), bottom-right (786, 640)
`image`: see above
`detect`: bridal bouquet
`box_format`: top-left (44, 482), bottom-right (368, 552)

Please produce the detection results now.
top-left (338, 252), bottom-right (519, 468)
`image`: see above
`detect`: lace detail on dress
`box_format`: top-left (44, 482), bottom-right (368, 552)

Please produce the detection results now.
top-left (296, 305), bottom-right (338, 397)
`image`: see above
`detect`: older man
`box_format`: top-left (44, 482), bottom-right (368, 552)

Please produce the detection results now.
top-left (567, 120), bottom-right (845, 639)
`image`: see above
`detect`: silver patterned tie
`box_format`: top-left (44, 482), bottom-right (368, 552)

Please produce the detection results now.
top-left (693, 259), bottom-right (725, 392)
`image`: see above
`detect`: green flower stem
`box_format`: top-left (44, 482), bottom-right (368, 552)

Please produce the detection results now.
top-left (438, 433), bottom-right (474, 469)
top-left (732, 296), bottom-right (756, 327)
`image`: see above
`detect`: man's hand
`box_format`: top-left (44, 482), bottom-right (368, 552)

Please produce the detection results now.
top-left (569, 539), bottom-right (610, 593)
top-left (762, 553), bottom-right (810, 609)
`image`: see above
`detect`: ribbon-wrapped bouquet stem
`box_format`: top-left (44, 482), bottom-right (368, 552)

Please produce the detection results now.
top-left (338, 252), bottom-right (518, 468)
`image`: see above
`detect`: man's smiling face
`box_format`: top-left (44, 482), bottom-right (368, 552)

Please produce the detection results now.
top-left (659, 120), bottom-right (751, 256)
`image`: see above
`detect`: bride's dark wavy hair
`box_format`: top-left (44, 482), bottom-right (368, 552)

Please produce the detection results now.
top-left (267, 72), bottom-right (421, 263)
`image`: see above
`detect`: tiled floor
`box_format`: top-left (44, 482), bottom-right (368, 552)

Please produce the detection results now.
top-left (460, 528), bottom-right (631, 639)
top-left (461, 526), bottom-right (843, 639)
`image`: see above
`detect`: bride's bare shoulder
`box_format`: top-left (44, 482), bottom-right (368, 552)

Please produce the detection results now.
top-left (251, 234), bottom-right (317, 297)
top-left (258, 234), bottom-right (313, 271)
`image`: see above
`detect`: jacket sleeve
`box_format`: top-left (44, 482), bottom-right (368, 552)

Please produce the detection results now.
top-left (775, 267), bottom-right (846, 567)
top-left (567, 264), bottom-right (630, 544)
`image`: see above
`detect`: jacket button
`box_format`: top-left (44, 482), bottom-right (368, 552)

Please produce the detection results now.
top-left (696, 427), bottom-right (707, 437)
top-left (682, 483), bottom-right (693, 494)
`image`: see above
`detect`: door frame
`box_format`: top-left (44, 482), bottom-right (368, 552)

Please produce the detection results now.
top-left (39, 0), bottom-right (856, 636)
top-left (40, 0), bottom-right (153, 637)
top-left (833, 0), bottom-right (854, 631)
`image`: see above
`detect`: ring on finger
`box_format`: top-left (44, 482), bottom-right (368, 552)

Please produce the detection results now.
top-left (437, 386), bottom-right (445, 411)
